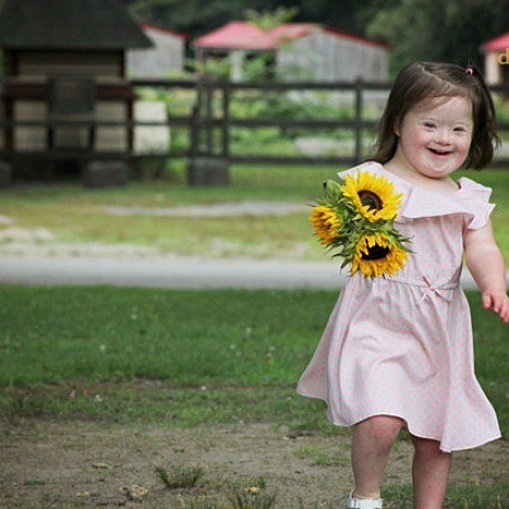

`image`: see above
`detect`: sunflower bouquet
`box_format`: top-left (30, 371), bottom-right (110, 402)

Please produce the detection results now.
top-left (309, 170), bottom-right (413, 279)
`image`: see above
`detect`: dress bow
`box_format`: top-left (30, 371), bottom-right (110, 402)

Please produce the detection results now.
top-left (418, 274), bottom-right (458, 304)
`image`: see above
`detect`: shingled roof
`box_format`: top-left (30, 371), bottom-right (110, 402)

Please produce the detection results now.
top-left (0, 0), bottom-right (152, 50)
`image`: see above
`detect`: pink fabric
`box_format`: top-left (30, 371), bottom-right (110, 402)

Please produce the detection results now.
top-left (296, 161), bottom-right (501, 452)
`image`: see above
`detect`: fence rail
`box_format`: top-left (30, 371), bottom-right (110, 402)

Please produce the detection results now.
top-left (2, 78), bottom-right (509, 168)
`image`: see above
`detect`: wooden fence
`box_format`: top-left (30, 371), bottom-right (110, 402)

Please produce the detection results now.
top-left (133, 77), bottom-right (389, 166)
top-left (2, 78), bottom-right (509, 168)
top-left (132, 77), bottom-right (509, 168)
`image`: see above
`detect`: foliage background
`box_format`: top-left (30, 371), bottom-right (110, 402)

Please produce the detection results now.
top-left (119, 0), bottom-right (509, 76)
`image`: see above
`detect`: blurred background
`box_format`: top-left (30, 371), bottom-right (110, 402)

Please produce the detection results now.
top-left (1, 2), bottom-right (509, 506)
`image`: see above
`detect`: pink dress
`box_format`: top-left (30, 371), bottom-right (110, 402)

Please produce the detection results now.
top-left (297, 161), bottom-right (501, 452)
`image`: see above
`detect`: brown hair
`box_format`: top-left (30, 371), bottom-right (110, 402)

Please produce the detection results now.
top-left (371, 61), bottom-right (500, 169)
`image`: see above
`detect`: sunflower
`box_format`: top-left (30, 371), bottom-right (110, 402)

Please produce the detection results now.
top-left (352, 232), bottom-right (408, 278)
top-left (341, 171), bottom-right (403, 223)
top-left (309, 205), bottom-right (341, 245)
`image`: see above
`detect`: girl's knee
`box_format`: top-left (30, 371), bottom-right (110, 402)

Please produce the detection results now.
top-left (411, 435), bottom-right (451, 457)
top-left (356, 415), bottom-right (404, 447)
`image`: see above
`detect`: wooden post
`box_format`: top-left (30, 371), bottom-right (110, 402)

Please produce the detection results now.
top-left (190, 104), bottom-right (199, 159)
top-left (205, 78), bottom-right (213, 155)
top-left (354, 77), bottom-right (363, 164)
top-left (5, 98), bottom-right (13, 150)
top-left (222, 79), bottom-right (230, 159)
top-left (196, 76), bottom-right (204, 154)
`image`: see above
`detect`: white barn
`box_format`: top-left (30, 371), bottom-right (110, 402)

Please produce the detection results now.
top-left (194, 22), bottom-right (390, 82)
top-left (127, 22), bottom-right (187, 78)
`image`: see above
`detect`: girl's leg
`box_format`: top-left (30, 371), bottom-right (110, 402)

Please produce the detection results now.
top-left (351, 415), bottom-right (404, 498)
top-left (411, 434), bottom-right (452, 509)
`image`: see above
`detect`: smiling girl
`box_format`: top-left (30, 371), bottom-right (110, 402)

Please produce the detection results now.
top-left (297, 61), bottom-right (509, 508)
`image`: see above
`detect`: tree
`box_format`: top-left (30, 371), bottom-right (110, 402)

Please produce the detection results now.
top-left (119, 0), bottom-right (509, 74)
top-left (244, 6), bottom-right (300, 31)
top-left (365, 0), bottom-right (509, 75)
top-left (119, 0), bottom-right (381, 38)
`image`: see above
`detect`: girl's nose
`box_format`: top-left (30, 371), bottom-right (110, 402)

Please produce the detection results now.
top-left (436, 129), bottom-right (451, 144)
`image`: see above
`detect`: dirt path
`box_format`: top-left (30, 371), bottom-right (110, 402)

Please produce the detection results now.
top-left (1, 419), bottom-right (508, 508)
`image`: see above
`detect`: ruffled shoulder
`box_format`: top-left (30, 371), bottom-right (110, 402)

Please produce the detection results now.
top-left (336, 161), bottom-right (496, 229)
top-left (456, 177), bottom-right (496, 230)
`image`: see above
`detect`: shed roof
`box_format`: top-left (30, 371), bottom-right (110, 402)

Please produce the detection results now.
top-left (194, 22), bottom-right (390, 51)
top-left (481, 31), bottom-right (509, 52)
top-left (0, 0), bottom-right (152, 50)
top-left (140, 22), bottom-right (189, 40)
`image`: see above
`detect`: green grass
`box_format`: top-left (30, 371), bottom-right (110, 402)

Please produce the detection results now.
top-left (383, 483), bottom-right (509, 508)
top-left (1, 164), bottom-right (509, 262)
top-left (1, 285), bottom-right (508, 507)
top-left (0, 286), bottom-right (507, 439)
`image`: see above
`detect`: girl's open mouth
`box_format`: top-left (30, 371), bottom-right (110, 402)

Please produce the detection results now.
top-left (429, 148), bottom-right (452, 156)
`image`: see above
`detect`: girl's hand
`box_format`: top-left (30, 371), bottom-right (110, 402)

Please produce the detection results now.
top-left (482, 290), bottom-right (509, 323)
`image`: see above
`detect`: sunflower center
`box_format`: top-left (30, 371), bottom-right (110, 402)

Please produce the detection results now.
top-left (361, 243), bottom-right (390, 260)
top-left (358, 190), bottom-right (383, 211)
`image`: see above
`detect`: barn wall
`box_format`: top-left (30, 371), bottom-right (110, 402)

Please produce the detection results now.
top-left (12, 101), bottom-right (46, 151)
top-left (17, 51), bottom-right (122, 78)
top-left (7, 99), bottom-right (128, 152)
top-left (127, 28), bottom-right (184, 78)
top-left (277, 31), bottom-right (388, 82)
top-left (95, 101), bottom-right (128, 152)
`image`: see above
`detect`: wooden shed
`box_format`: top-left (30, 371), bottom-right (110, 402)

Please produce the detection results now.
top-left (481, 31), bottom-right (509, 85)
top-left (127, 22), bottom-right (187, 78)
top-left (0, 0), bottom-right (152, 184)
top-left (194, 22), bottom-right (390, 82)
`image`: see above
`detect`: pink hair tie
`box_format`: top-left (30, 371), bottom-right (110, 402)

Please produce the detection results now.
top-left (465, 68), bottom-right (474, 75)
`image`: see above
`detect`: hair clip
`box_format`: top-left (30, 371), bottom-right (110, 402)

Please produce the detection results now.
top-left (465, 68), bottom-right (474, 75)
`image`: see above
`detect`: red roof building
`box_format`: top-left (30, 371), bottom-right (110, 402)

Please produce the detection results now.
top-left (127, 22), bottom-right (189, 78)
top-left (194, 22), bottom-right (390, 82)
top-left (481, 31), bottom-right (509, 85)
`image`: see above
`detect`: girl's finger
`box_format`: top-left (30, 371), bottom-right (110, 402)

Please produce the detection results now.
top-left (483, 293), bottom-right (492, 309)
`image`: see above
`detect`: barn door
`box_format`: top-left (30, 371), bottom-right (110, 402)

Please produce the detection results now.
top-left (47, 76), bottom-right (96, 151)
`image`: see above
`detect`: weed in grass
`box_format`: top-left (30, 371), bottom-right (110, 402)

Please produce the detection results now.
top-left (293, 444), bottom-right (347, 466)
top-left (4, 391), bottom-right (44, 423)
top-left (24, 478), bottom-right (48, 486)
top-left (155, 464), bottom-right (204, 489)
top-left (228, 488), bottom-right (278, 509)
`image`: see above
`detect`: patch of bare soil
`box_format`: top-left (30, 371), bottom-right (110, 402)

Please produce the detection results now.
top-left (1, 418), bottom-right (508, 508)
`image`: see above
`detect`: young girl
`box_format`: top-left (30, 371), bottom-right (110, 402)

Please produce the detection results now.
top-left (297, 61), bottom-right (509, 509)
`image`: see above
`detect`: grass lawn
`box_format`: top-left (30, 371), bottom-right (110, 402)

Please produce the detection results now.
top-left (1, 163), bottom-right (509, 262)
top-left (1, 286), bottom-right (507, 435)
top-left (1, 161), bottom-right (509, 507)
top-left (1, 286), bottom-right (508, 508)
top-left (1, 286), bottom-right (508, 507)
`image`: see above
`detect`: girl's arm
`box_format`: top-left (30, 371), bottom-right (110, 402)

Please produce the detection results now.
top-left (464, 220), bottom-right (509, 323)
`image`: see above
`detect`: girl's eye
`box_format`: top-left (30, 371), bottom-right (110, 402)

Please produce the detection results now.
top-left (424, 122), bottom-right (436, 129)
top-left (454, 127), bottom-right (466, 133)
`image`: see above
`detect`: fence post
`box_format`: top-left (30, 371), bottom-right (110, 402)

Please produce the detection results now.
top-left (187, 82), bottom-right (230, 186)
top-left (222, 78), bottom-right (230, 159)
top-left (205, 77), bottom-right (214, 155)
top-left (190, 103), bottom-right (200, 160)
top-left (354, 77), bottom-right (363, 164)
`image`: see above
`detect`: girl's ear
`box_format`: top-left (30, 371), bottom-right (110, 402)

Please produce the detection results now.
top-left (394, 117), bottom-right (401, 137)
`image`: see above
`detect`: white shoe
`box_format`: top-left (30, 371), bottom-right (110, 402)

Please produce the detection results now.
top-left (345, 489), bottom-right (383, 509)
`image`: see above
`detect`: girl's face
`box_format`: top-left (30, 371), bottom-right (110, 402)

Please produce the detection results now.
top-left (393, 95), bottom-right (474, 180)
